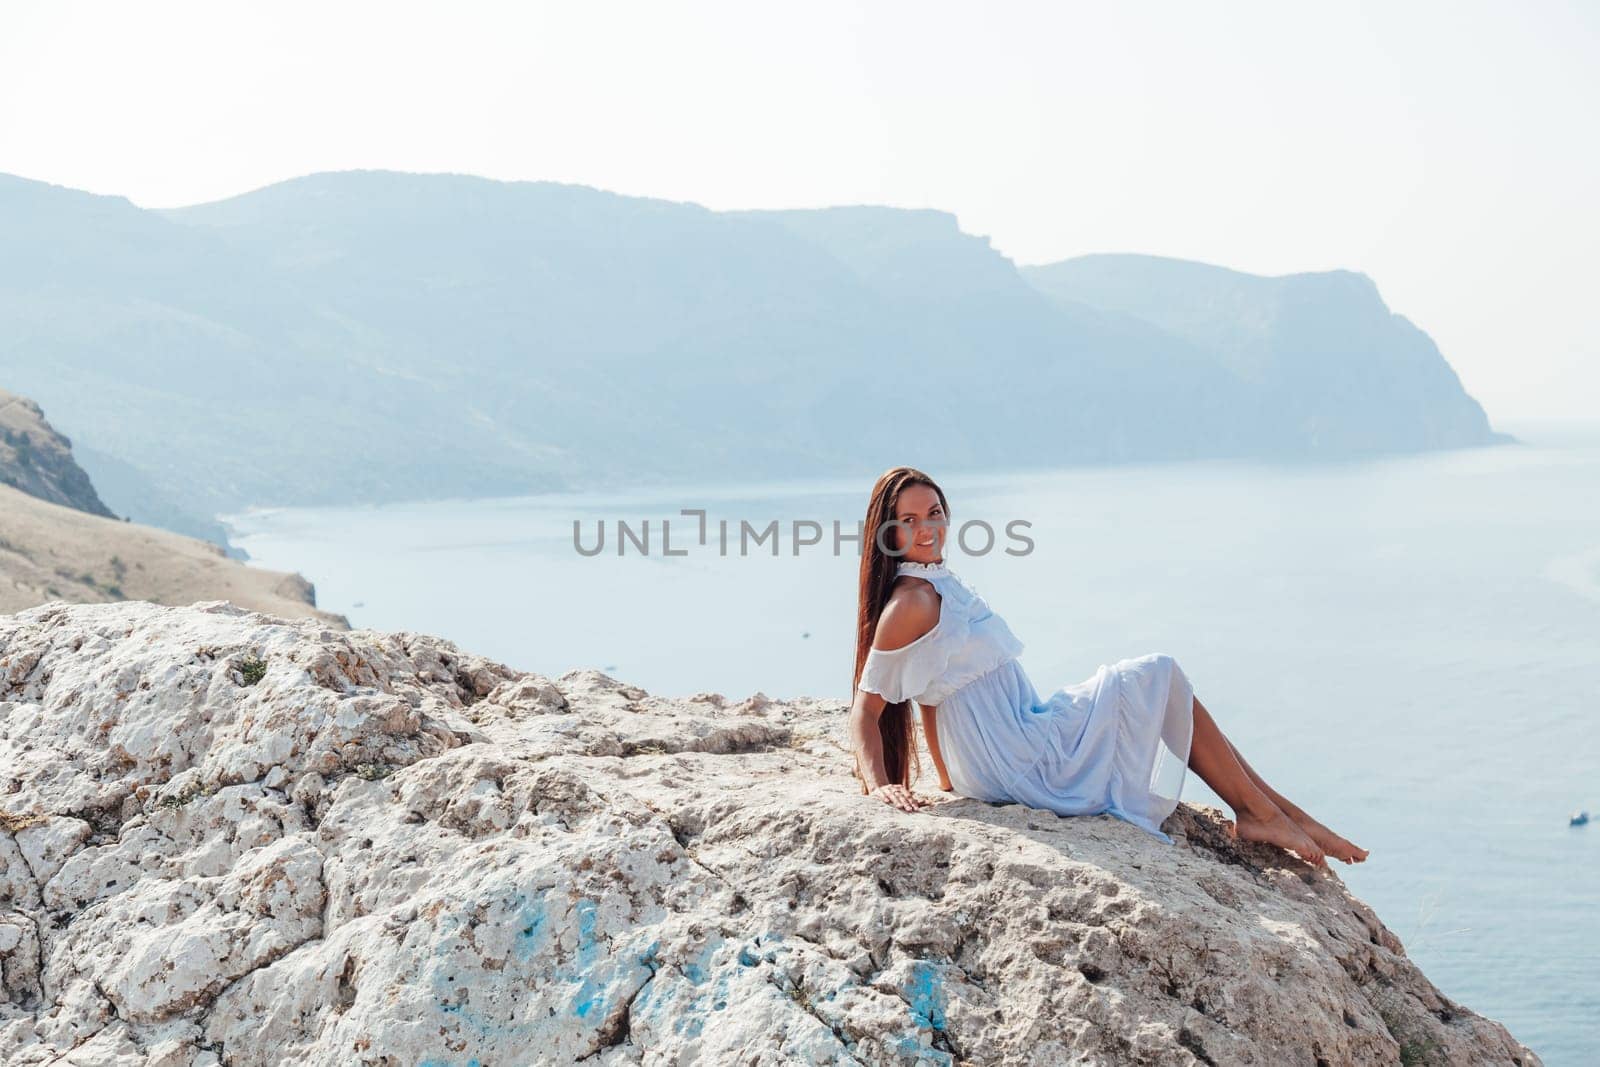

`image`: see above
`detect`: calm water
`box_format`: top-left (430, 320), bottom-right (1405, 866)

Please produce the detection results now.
top-left (223, 419), bottom-right (1599, 1064)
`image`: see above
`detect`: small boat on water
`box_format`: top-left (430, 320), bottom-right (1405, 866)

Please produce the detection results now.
top-left (1571, 809), bottom-right (1590, 827)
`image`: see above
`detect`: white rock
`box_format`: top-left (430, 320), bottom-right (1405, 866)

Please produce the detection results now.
top-left (0, 600), bottom-right (1543, 1065)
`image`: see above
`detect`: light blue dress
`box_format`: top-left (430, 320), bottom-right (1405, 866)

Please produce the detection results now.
top-left (857, 558), bottom-right (1197, 844)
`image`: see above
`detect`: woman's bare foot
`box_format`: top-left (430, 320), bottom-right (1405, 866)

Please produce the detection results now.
top-left (1277, 807), bottom-right (1369, 864)
top-left (1233, 805), bottom-right (1325, 865)
top-left (1291, 814), bottom-right (1369, 864)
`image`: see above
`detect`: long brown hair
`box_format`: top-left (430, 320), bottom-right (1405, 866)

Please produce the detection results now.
top-left (851, 466), bottom-right (950, 793)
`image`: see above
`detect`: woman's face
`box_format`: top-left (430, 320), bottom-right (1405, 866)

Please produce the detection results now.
top-left (889, 483), bottom-right (947, 564)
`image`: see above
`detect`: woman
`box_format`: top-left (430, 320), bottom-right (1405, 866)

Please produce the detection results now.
top-left (848, 466), bottom-right (1369, 868)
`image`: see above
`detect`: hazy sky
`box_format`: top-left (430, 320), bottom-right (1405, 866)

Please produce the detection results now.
top-left (2, 1), bottom-right (1594, 419)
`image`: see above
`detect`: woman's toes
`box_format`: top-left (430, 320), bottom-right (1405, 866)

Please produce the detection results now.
top-left (1293, 830), bottom-right (1324, 865)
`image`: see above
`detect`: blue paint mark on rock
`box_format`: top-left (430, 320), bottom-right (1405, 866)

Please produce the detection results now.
top-left (575, 897), bottom-right (600, 965)
top-left (681, 938), bottom-right (719, 984)
top-left (574, 984), bottom-right (606, 1019)
top-left (514, 895), bottom-right (548, 960)
top-left (737, 930), bottom-right (789, 969)
top-left (906, 961), bottom-right (948, 1032)
top-left (568, 896), bottom-right (609, 1019)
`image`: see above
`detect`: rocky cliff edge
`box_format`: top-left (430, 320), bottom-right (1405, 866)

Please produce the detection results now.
top-left (0, 601), bottom-right (1541, 1066)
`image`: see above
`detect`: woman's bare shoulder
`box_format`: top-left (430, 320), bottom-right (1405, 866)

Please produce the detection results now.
top-left (873, 578), bottom-right (942, 651)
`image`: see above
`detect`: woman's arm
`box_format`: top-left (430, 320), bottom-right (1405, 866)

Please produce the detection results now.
top-left (851, 582), bottom-right (942, 813)
top-left (848, 688), bottom-right (927, 812)
top-left (848, 689), bottom-right (892, 789)
top-left (920, 705), bottom-right (954, 791)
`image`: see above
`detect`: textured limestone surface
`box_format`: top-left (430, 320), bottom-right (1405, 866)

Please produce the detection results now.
top-left (0, 600), bottom-right (1541, 1066)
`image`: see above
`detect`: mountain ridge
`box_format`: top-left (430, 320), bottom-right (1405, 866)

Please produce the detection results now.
top-left (0, 169), bottom-right (1512, 529)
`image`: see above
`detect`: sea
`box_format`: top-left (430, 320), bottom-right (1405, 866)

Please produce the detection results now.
top-left (222, 418), bottom-right (1599, 1064)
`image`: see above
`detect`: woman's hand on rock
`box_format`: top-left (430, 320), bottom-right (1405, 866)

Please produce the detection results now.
top-left (872, 783), bottom-right (933, 813)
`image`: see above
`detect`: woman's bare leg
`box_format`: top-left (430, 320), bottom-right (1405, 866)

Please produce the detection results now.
top-left (1219, 728), bottom-right (1369, 864)
top-left (1187, 694), bottom-right (1324, 864)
